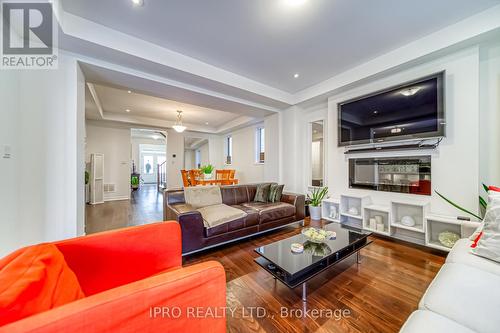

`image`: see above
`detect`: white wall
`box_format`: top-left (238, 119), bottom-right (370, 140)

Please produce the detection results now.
top-left (264, 113), bottom-right (280, 182)
top-left (184, 149), bottom-right (196, 169)
top-left (198, 142), bottom-right (210, 167)
top-left (86, 124), bottom-right (131, 201)
top-left (166, 129), bottom-right (185, 188)
top-left (222, 124), bottom-right (264, 184)
top-left (0, 53), bottom-right (85, 256)
top-left (480, 42), bottom-right (500, 189)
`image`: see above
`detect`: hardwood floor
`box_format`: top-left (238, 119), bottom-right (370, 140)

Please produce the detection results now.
top-left (184, 218), bottom-right (446, 333)
top-left (85, 184), bottom-right (163, 234)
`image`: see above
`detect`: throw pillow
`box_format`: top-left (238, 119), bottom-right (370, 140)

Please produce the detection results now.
top-left (0, 243), bottom-right (85, 326)
top-left (254, 183), bottom-right (271, 202)
top-left (469, 187), bottom-right (500, 240)
top-left (268, 184), bottom-right (284, 203)
top-left (470, 194), bottom-right (500, 262)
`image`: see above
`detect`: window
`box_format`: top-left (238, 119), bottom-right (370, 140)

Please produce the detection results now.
top-left (195, 149), bottom-right (201, 169)
top-left (225, 136), bottom-right (232, 164)
top-left (256, 127), bottom-right (265, 163)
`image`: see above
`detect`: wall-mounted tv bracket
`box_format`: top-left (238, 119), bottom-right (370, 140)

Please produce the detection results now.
top-left (344, 138), bottom-right (443, 154)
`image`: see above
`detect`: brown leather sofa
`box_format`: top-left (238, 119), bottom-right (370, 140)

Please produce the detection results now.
top-left (164, 184), bottom-right (305, 254)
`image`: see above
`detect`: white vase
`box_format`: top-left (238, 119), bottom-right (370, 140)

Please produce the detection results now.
top-left (309, 206), bottom-right (322, 220)
top-left (204, 173), bottom-right (213, 180)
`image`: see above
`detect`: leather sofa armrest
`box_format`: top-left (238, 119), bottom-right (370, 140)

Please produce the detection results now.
top-left (461, 221), bottom-right (481, 239)
top-left (178, 211), bottom-right (206, 254)
top-left (281, 192), bottom-right (305, 220)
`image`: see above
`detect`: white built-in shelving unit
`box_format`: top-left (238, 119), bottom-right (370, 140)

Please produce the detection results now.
top-left (339, 194), bottom-right (371, 229)
top-left (322, 197), bottom-right (340, 223)
top-left (321, 194), bottom-right (466, 251)
top-left (425, 215), bottom-right (463, 252)
top-left (363, 204), bottom-right (391, 236)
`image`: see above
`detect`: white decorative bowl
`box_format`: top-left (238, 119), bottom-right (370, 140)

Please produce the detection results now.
top-left (401, 216), bottom-right (416, 227)
top-left (348, 207), bottom-right (359, 216)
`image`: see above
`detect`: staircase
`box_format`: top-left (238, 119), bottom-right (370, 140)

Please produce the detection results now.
top-left (157, 161), bottom-right (167, 191)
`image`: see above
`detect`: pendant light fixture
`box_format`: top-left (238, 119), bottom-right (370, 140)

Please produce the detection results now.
top-left (172, 110), bottom-right (187, 133)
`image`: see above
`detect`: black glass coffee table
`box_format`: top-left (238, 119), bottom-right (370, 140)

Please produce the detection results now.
top-left (254, 222), bottom-right (372, 302)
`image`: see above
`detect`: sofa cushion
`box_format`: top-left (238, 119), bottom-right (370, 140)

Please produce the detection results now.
top-left (231, 205), bottom-right (260, 227)
top-left (197, 204), bottom-right (247, 228)
top-left (446, 238), bottom-right (500, 276)
top-left (268, 184), bottom-right (284, 203)
top-left (400, 310), bottom-right (475, 333)
top-left (0, 244), bottom-right (85, 326)
top-left (253, 183), bottom-right (271, 202)
top-left (171, 203), bottom-right (194, 214)
top-left (184, 186), bottom-right (222, 209)
top-left (242, 202), bottom-right (296, 224)
top-left (419, 263), bottom-right (500, 333)
top-left (220, 186), bottom-right (249, 206)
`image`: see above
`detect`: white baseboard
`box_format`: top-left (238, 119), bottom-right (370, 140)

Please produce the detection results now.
top-left (104, 196), bottom-right (130, 202)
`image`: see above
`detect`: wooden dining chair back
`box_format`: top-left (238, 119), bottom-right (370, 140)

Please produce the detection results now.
top-left (189, 169), bottom-right (202, 186)
top-left (180, 170), bottom-right (191, 187)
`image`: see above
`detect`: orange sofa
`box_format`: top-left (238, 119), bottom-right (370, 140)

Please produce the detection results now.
top-left (0, 222), bottom-right (226, 333)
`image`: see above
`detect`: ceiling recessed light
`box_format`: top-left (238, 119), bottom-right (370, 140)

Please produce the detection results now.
top-left (127, 90), bottom-right (132, 94)
top-left (205, 122), bottom-right (209, 125)
top-left (284, 0), bottom-right (308, 7)
top-left (131, 0), bottom-right (144, 7)
top-left (293, 73), bottom-right (300, 78)
top-left (125, 109), bottom-right (131, 113)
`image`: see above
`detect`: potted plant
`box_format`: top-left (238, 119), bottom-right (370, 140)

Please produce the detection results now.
top-left (200, 164), bottom-right (215, 180)
top-left (307, 187), bottom-right (328, 220)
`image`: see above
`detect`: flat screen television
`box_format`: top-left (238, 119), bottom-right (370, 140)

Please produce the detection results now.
top-left (338, 72), bottom-right (445, 146)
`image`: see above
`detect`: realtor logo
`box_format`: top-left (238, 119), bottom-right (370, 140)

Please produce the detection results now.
top-left (1, 1), bottom-right (58, 69)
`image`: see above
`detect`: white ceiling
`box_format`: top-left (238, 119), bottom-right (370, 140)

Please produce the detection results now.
top-left (62, 0), bottom-right (500, 93)
top-left (93, 84), bottom-right (241, 128)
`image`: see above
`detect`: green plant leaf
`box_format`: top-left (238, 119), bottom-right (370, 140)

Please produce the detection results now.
top-left (483, 183), bottom-right (490, 193)
top-left (479, 196), bottom-right (487, 210)
top-left (435, 190), bottom-right (482, 220)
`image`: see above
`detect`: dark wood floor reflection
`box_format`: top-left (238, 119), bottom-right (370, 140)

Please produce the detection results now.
top-left (185, 218), bottom-right (446, 333)
top-left (85, 184), bottom-right (163, 234)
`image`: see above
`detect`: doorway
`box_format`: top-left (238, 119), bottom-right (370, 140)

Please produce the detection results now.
top-left (140, 144), bottom-right (166, 184)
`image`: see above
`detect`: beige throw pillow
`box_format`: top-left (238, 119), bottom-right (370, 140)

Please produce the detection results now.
top-left (184, 185), bottom-right (222, 209)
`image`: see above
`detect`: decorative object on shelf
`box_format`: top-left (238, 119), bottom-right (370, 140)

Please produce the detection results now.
top-left (401, 215), bottom-right (416, 227)
top-left (303, 241), bottom-right (332, 257)
top-left (291, 243), bottom-right (304, 254)
top-left (329, 205), bottom-right (338, 219)
top-left (348, 206), bottom-right (359, 216)
top-left (200, 164), bottom-right (215, 180)
top-left (438, 231), bottom-right (460, 248)
top-left (307, 187), bottom-right (328, 220)
top-left (436, 183), bottom-right (492, 220)
top-left (376, 222), bottom-right (385, 232)
top-left (369, 218), bottom-right (377, 230)
top-left (301, 227), bottom-right (335, 243)
top-left (172, 110), bottom-right (187, 133)
top-left (374, 215), bottom-right (383, 224)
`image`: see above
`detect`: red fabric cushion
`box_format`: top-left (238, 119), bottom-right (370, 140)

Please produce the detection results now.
top-left (0, 244), bottom-right (85, 326)
top-left (489, 186), bottom-right (500, 193)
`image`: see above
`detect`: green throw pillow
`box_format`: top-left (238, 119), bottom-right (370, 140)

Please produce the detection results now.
top-left (254, 183), bottom-right (271, 202)
top-left (268, 184), bottom-right (284, 203)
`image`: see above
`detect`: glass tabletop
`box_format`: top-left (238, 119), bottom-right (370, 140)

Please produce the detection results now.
top-left (255, 222), bottom-right (371, 275)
